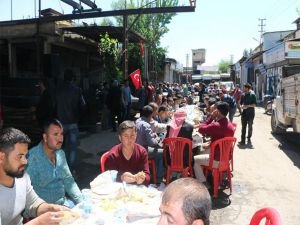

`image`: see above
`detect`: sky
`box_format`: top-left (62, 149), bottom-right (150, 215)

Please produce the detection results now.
top-left (0, 0), bottom-right (299, 66)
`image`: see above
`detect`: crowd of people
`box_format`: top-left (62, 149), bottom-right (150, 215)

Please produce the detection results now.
top-left (0, 71), bottom-right (257, 224)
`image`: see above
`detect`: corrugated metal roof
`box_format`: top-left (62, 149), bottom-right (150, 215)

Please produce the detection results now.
top-left (61, 25), bottom-right (145, 43)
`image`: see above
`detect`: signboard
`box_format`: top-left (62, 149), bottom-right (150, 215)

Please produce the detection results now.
top-left (264, 43), bottom-right (285, 65)
top-left (285, 41), bottom-right (300, 58)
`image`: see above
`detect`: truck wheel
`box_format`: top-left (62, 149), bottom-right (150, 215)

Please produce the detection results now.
top-left (271, 111), bottom-right (286, 134)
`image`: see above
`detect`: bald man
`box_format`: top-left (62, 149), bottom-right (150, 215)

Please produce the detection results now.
top-left (158, 178), bottom-right (211, 225)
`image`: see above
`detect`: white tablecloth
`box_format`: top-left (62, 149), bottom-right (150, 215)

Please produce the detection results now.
top-left (70, 180), bottom-right (162, 225)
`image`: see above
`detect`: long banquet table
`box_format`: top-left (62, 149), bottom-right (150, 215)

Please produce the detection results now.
top-left (69, 173), bottom-right (162, 225)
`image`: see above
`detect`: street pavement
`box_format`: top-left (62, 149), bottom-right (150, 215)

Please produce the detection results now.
top-left (76, 107), bottom-right (300, 225)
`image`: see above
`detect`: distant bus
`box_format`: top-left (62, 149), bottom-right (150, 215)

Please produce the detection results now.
top-left (192, 74), bottom-right (221, 85)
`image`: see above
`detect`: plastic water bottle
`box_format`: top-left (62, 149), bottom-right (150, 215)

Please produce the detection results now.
top-left (81, 189), bottom-right (92, 218)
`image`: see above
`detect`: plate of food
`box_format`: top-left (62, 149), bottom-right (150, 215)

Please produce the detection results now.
top-left (59, 210), bottom-right (81, 225)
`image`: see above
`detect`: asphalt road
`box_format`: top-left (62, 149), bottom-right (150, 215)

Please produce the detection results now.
top-left (210, 107), bottom-right (300, 225)
top-left (76, 107), bottom-right (300, 224)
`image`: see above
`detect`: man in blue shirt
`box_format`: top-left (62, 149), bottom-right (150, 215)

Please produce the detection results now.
top-left (218, 90), bottom-right (236, 122)
top-left (135, 105), bottom-right (164, 184)
top-left (26, 119), bottom-right (83, 208)
top-left (120, 79), bottom-right (132, 121)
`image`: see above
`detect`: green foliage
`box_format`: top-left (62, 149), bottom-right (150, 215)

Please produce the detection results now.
top-left (218, 59), bottom-right (231, 73)
top-left (111, 0), bottom-right (178, 77)
top-left (128, 43), bottom-right (144, 74)
top-left (98, 33), bottom-right (122, 80)
top-left (100, 18), bottom-right (115, 26)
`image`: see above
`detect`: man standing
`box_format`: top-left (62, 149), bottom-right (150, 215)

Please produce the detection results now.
top-left (239, 83), bottom-right (256, 146)
top-left (107, 80), bottom-right (122, 132)
top-left (56, 69), bottom-right (86, 173)
top-left (233, 84), bottom-right (242, 115)
top-left (26, 119), bottom-right (83, 208)
top-left (218, 90), bottom-right (236, 122)
top-left (105, 120), bottom-right (150, 185)
top-left (0, 127), bottom-right (66, 225)
top-left (158, 178), bottom-right (211, 225)
top-left (120, 79), bottom-right (131, 121)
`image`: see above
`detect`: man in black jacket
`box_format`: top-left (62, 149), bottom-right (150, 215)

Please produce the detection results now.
top-left (56, 69), bottom-right (86, 173)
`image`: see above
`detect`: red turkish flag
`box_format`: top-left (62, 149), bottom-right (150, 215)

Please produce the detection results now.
top-left (129, 69), bottom-right (142, 90)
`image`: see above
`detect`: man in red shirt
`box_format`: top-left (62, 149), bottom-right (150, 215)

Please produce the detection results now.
top-left (194, 101), bottom-right (235, 184)
top-left (105, 120), bottom-right (150, 185)
top-left (233, 84), bottom-right (242, 115)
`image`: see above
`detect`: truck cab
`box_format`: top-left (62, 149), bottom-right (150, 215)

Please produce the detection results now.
top-left (271, 73), bottom-right (300, 133)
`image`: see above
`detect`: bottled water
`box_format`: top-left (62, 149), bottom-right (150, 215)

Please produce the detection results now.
top-left (80, 189), bottom-right (92, 218)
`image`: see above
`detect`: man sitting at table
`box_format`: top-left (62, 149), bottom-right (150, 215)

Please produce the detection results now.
top-left (26, 119), bottom-right (83, 208)
top-left (194, 101), bottom-right (235, 184)
top-left (165, 108), bottom-right (194, 167)
top-left (0, 127), bottom-right (68, 225)
top-left (149, 102), bottom-right (167, 134)
top-left (158, 177), bottom-right (211, 225)
top-left (154, 105), bottom-right (171, 124)
top-left (105, 120), bottom-right (150, 185)
top-left (166, 108), bottom-right (193, 140)
top-left (135, 105), bottom-right (164, 184)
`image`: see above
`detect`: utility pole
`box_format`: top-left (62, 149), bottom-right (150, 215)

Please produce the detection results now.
top-left (258, 18), bottom-right (266, 44)
top-left (10, 0), bottom-right (13, 20)
top-left (186, 53), bottom-right (189, 84)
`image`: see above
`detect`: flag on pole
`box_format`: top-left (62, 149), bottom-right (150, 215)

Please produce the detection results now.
top-left (129, 69), bottom-right (142, 90)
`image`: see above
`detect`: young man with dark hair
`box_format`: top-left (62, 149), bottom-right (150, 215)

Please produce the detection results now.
top-left (26, 119), bottom-right (83, 208)
top-left (105, 120), bottom-right (150, 185)
top-left (0, 127), bottom-right (67, 225)
top-left (218, 90), bottom-right (236, 122)
top-left (135, 105), bottom-right (164, 184)
top-left (239, 83), bottom-right (256, 146)
top-left (156, 105), bottom-right (170, 124)
top-left (194, 101), bottom-right (235, 184)
top-left (158, 177), bottom-right (211, 225)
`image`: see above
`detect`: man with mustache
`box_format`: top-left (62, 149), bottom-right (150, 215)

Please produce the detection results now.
top-left (0, 127), bottom-right (67, 225)
top-left (26, 119), bottom-right (83, 208)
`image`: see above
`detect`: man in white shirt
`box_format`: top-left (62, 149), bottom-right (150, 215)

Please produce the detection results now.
top-left (0, 128), bottom-right (68, 225)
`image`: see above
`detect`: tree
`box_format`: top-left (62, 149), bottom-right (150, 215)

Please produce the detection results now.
top-left (100, 18), bottom-right (115, 26)
top-left (111, 0), bottom-right (179, 79)
top-left (98, 33), bottom-right (122, 80)
top-left (218, 59), bottom-right (231, 73)
top-left (243, 49), bottom-right (249, 57)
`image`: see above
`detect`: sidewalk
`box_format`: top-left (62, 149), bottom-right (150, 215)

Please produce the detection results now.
top-left (76, 128), bottom-right (119, 188)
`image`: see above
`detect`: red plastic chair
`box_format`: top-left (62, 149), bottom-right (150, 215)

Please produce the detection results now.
top-left (250, 207), bottom-right (282, 225)
top-left (202, 137), bottom-right (236, 198)
top-left (163, 137), bottom-right (193, 185)
top-left (148, 158), bottom-right (157, 184)
top-left (100, 151), bottom-right (110, 173)
top-left (230, 122), bottom-right (237, 172)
